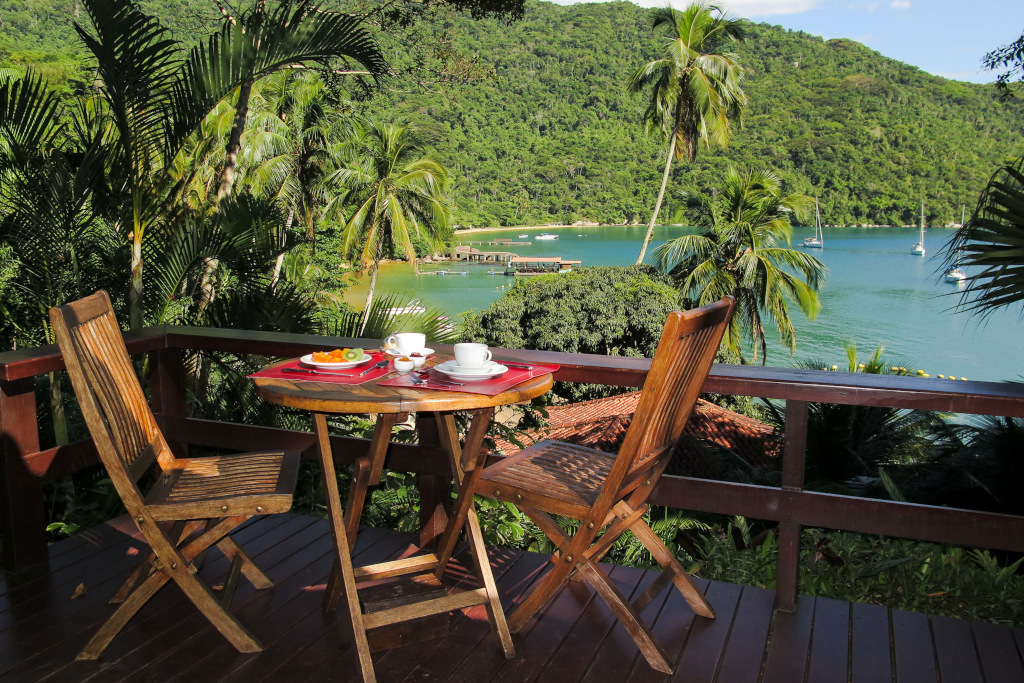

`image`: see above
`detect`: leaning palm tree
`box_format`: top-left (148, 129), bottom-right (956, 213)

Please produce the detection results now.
top-left (652, 167), bottom-right (826, 362)
top-left (335, 119), bottom-right (452, 334)
top-left (629, 2), bottom-right (746, 264)
top-left (942, 155), bottom-right (1024, 321)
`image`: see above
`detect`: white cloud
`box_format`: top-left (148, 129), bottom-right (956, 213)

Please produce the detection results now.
top-left (889, 0), bottom-right (911, 9)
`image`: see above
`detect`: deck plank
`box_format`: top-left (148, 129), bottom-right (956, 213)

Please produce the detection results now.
top-left (891, 608), bottom-right (938, 683)
top-left (623, 576), bottom-right (710, 683)
top-left (12, 514), bottom-right (315, 683)
top-left (368, 547), bottom-right (542, 683)
top-left (972, 620), bottom-right (1024, 683)
top-left (761, 596), bottom-right (815, 683)
top-left (534, 565), bottom-right (636, 683)
top-left (806, 596), bottom-right (849, 683)
top-left (713, 585), bottom-right (775, 683)
top-left (1, 515), bottom-right (1022, 683)
top-left (210, 528), bottom-right (414, 683)
top-left (932, 615), bottom-right (984, 683)
top-left (671, 579), bottom-right (743, 683)
top-left (851, 602), bottom-right (891, 683)
top-left (574, 568), bottom-right (658, 683)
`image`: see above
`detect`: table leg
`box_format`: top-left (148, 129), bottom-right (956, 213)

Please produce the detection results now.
top-left (312, 413), bottom-right (377, 682)
top-left (430, 408), bottom-right (514, 658)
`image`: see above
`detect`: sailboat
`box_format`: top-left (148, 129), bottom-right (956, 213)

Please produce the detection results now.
top-left (911, 201), bottom-right (925, 255)
top-left (945, 206), bottom-right (967, 283)
top-left (802, 198), bottom-right (824, 248)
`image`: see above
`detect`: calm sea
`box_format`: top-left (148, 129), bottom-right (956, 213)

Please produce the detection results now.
top-left (352, 225), bottom-right (1023, 383)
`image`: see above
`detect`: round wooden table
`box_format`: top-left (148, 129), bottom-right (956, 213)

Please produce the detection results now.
top-left (253, 360), bottom-right (553, 683)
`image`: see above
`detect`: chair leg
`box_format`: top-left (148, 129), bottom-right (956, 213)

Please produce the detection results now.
top-left (170, 558), bottom-right (263, 653)
top-left (110, 520), bottom-right (191, 604)
top-left (504, 509), bottom-right (596, 633)
top-left (216, 534), bottom-right (273, 590)
top-left (463, 507), bottom-right (514, 657)
top-left (629, 515), bottom-right (715, 619)
top-left (575, 558), bottom-right (674, 674)
top-left (78, 570), bottom-right (171, 660)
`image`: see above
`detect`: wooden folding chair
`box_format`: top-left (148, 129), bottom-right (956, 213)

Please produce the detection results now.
top-left (50, 291), bottom-right (301, 660)
top-left (475, 296), bottom-right (736, 673)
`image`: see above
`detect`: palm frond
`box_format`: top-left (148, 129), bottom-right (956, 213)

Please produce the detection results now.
top-left (944, 156), bottom-right (1024, 320)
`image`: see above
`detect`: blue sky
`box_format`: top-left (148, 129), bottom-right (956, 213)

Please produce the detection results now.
top-left (544, 0), bottom-right (1024, 84)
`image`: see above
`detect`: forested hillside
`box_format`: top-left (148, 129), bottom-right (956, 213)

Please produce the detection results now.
top-left (2, 0), bottom-right (1022, 227)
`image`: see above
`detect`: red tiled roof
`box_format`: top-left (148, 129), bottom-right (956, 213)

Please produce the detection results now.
top-left (492, 392), bottom-right (779, 478)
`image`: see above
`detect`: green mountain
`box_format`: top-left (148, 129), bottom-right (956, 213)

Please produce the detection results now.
top-left (378, 1), bottom-right (1024, 228)
top-left (3, 0), bottom-right (1021, 228)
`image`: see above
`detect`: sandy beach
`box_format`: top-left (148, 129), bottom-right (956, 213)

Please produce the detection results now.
top-left (454, 224), bottom-right (611, 236)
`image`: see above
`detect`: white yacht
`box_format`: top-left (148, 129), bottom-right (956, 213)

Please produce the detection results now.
top-left (802, 199), bottom-right (824, 248)
top-left (911, 201), bottom-right (925, 255)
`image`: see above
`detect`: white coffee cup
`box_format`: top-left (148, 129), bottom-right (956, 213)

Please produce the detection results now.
top-left (385, 332), bottom-right (425, 356)
top-left (454, 342), bottom-right (492, 368)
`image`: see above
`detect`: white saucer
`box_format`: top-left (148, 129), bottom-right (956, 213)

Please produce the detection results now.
top-left (434, 360), bottom-right (508, 381)
top-left (300, 353), bottom-right (373, 369)
top-left (385, 347), bottom-right (434, 357)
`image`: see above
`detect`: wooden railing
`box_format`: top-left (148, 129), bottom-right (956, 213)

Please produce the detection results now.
top-left (2, 326), bottom-right (1023, 612)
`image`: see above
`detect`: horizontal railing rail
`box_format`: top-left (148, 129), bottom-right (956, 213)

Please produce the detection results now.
top-left (2, 325), bottom-right (1023, 612)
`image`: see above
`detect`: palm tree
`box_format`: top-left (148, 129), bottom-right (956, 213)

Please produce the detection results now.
top-left (76, 0), bottom-right (386, 329)
top-left (335, 119), bottom-right (452, 333)
top-left (243, 71), bottom-right (344, 262)
top-left (652, 167), bottom-right (825, 362)
top-left (628, 2), bottom-right (746, 265)
top-left (942, 155), bottom-right (1024, 321)
top-left (201, 0), bottom-right (388, 204)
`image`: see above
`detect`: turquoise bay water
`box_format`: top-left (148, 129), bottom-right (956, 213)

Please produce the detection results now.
top-left (363, 225), bottom-right (1023, 383)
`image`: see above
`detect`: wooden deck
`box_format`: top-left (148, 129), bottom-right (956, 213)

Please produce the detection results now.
top-left (2, 513), bottom-right (1022, 683)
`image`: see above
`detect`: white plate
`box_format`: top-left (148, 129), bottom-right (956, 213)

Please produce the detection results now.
top-left (434, 360), bottom-right (508, 381)
top-left (385, 347), bottom-right (434, 357)
top-left (300, 353), bottom-right (373, 369)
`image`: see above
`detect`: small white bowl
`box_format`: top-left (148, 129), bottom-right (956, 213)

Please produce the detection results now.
top-left (393, 356), bottom-right (415, 374)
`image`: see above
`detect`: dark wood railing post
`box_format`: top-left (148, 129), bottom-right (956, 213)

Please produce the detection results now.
top-left (0, 377), bottom-right (48, 575)
top-left (149, 348), bottom-right (189, 458)
top-left (775, 399), bottom-right (808, 612)
top-left (414, 414), bottom-right (451, 549)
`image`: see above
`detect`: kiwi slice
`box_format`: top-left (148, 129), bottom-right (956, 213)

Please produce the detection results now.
top-left (342, 348), bottom-right (363, 361)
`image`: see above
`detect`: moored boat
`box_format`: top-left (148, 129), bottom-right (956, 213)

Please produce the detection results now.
top-left (911, 200), bottom-right (926, 255)
top-left (802, 198), bottom-right (824, 248)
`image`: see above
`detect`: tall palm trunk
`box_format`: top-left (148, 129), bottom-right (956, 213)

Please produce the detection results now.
top-left (359, 262), bottom-right (379, 336)
top-left (129, 230), bottom-right (143, 330)
top-left (271, 207), bottom-right (295, 290)
top-left (216, 78), bottom-right (254, 204)
top-left (636, 130), bottom-right (678, 264)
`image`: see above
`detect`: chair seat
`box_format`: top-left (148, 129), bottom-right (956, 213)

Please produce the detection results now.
top-left (145, 451), bottom-right (300, 521)
top-left (477, 440), bottom-right (616, 518)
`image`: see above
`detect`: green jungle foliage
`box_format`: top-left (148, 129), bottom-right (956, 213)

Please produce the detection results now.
top-left (3, 0), bottom-right (1023, 229)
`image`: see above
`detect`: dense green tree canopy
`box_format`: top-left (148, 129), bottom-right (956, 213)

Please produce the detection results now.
top-left (2, 1), bottom-right (1022, 227)
top-left (462, 265), bottom-right (682, 355)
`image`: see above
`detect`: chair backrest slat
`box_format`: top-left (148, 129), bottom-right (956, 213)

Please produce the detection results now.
top-left (611, 298), bottom-right (735, 491)
top-left (50, 291), bottom-right (162, 490)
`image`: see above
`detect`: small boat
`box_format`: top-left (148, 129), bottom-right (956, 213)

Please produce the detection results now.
top-left (535, 233), bottom-right (558, 241)
top-left (911, 200), bottom-right (925, 255)
top-left (944, 267), bottom-right (966, 283)
top-left (802, 198), bottom-right (824, 249)
top-left (945, 207), bottom-right (968, 283)
top-left (517, 234), bottom-right (528, 238)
